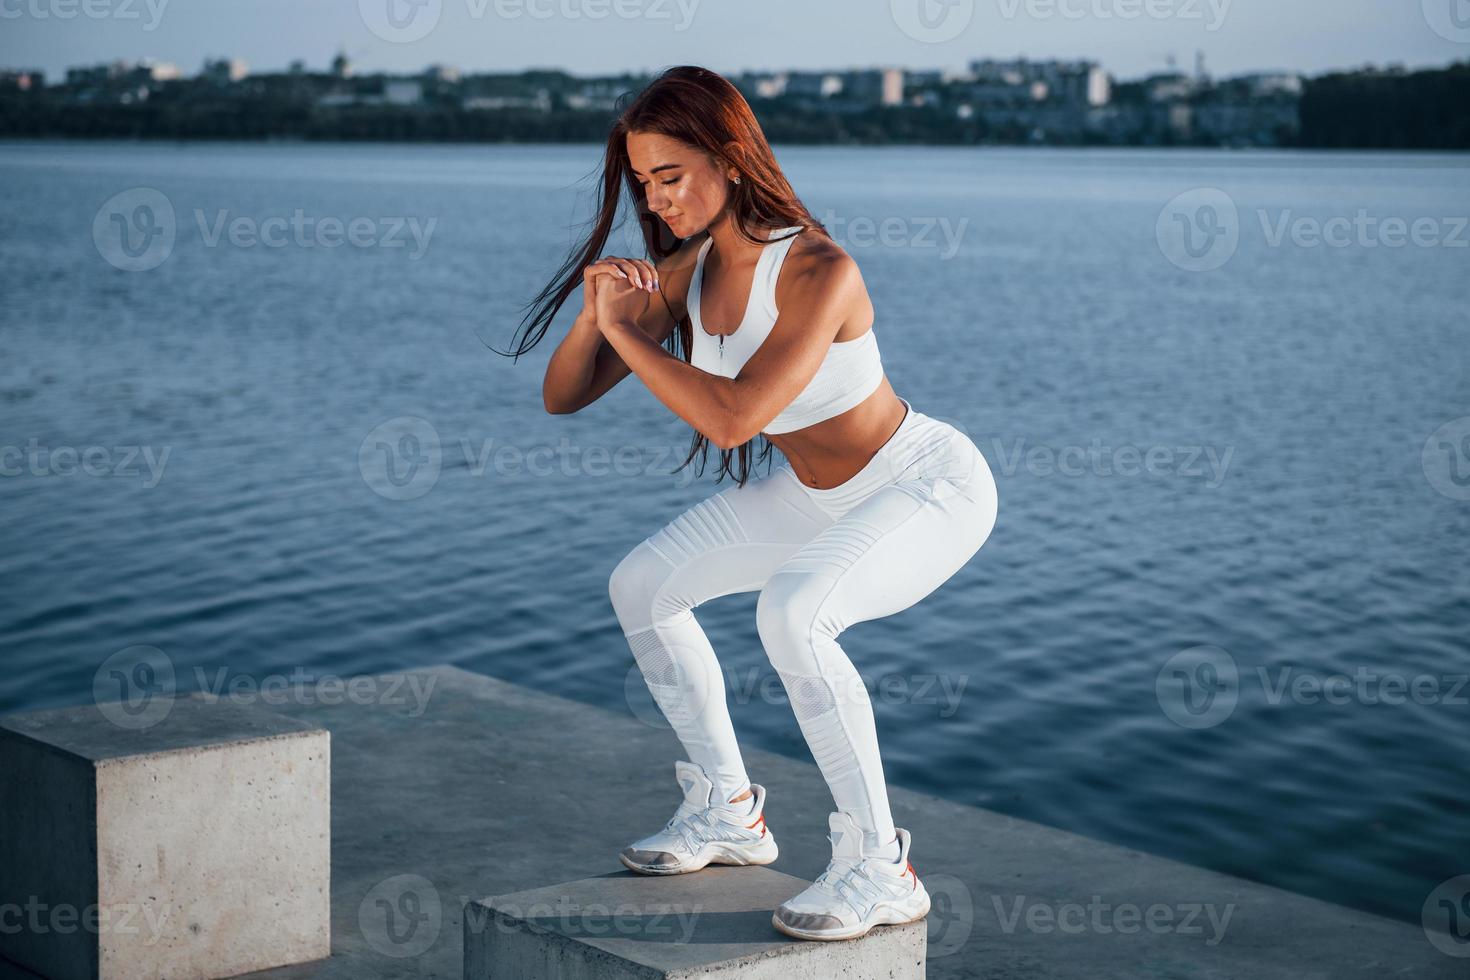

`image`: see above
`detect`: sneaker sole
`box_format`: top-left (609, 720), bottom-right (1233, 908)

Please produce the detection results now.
top-left (770, 892), bottom-right (931, 942)
top-left (620, 835), bottom-right (779, 876)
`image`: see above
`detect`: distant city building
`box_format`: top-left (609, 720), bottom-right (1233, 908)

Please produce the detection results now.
top-left (136, 59), bottom-right (181, 82)
top-left (463, 91), bottom-right (552, 112)
top-left (967, 58), bottom-right (1109, 107)
top-left (331, 52), bottom-right (352, 79)
top-left (384, 80), bottom-right (422, 105)
top-left (0, 70), bottom-right (44, 92)
top-left (784, 71), bottom-right (844, 99)
top-left (203, 58), bottom-right (249, 84)
top-left (1144, 72), bottom-right (1195, 103)
top-left (842, 68), bottom-right (904, 107)
top-left (66, 60), bottom-right (131, 86)
top-left (1239, 72), bottom-right (1304, 98)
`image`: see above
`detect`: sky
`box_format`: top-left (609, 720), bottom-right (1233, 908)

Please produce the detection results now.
top-left (3, 0), bottom-right (1468, 81)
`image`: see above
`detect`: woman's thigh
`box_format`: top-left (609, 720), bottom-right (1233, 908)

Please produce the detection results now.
top-left (759, 455), bottom-right (999, 640)
top-left (612, 463), bottom-right (835, 627)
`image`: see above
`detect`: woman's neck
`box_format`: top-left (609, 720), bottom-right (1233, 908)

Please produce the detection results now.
top-left (704, 215), bottom-right (781, 264)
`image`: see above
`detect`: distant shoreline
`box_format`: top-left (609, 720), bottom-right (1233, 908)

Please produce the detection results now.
top-left (2, 135), bottom-right (1467, 155)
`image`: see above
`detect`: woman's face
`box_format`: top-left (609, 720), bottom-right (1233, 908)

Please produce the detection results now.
top-left (626, 130), bottom-right (733, 239)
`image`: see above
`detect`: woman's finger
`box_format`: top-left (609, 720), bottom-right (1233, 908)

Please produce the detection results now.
top-left (587, 259), bottom-right (629, 280)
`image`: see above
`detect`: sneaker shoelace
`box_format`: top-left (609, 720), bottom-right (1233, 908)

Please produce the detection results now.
top-left (664, 806), bottom-right (741, 854)
top-left (811, 858), bottom-right (894, 918)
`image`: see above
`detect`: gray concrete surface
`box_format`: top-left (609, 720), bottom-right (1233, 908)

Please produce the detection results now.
top-left (0, 694), bottom-right (331, 980)
top-left (1, 665), bottom-right (1458, 980)
top-left (465, 866), bottom-right (925, 979)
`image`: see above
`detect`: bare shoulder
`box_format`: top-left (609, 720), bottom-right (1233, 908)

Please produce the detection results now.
top-left (775, 229), bottom-right (866, 315)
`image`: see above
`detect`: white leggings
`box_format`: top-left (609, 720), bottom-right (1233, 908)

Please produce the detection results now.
top-left (608, 397), bottom-right (999, 851)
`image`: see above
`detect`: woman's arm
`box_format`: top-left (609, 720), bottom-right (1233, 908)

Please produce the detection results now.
top-left (596, 247), bottom-right (860, 449)
top-left (542, 253), bottom-right (684, 415)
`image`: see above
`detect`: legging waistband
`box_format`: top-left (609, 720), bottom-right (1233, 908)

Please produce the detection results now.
top-left (781, 396), bottom-right (979, 514)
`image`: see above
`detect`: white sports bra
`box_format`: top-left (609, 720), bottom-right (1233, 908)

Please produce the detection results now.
top-left (687, 225), bottom-right (885, 435)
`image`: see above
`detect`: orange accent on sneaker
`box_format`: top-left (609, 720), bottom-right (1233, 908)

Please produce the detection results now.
top-left (906, 862), bottom-right (917, 888)
top-left (746, 813), bottom-right (767, 832)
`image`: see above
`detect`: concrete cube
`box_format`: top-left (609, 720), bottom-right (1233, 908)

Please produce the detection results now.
top-left (464, 865), bottom-right (926, 979)
top-left (0, 693), bottom-right (331, 980)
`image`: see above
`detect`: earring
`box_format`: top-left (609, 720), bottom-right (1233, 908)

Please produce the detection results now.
top-left (732, 175), bottom-right (742, 185)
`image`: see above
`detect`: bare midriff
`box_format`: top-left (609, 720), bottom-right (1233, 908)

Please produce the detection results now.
top-left (762, 375), bottom-right (909, 491)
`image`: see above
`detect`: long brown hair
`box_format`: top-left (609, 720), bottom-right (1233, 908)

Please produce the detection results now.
top-left (511, 65), bottom-right (828, 488)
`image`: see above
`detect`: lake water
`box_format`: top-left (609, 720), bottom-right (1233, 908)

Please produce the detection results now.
top-left (1, 141), bottom-right (1466, 928)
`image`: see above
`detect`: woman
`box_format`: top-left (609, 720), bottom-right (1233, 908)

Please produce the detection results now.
top-left (523, 66), bottom-right (998, 942)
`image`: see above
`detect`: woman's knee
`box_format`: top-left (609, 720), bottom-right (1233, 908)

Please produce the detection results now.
top-left (608, 540), bottom-right (677, 631)
top-left (755, 571), bottom-right (830, 669)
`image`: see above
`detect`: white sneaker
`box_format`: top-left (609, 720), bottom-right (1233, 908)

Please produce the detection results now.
top-left (619, 760), bottom-right (778, 875)
top-left (771, 812), bottom-right (930, 941)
